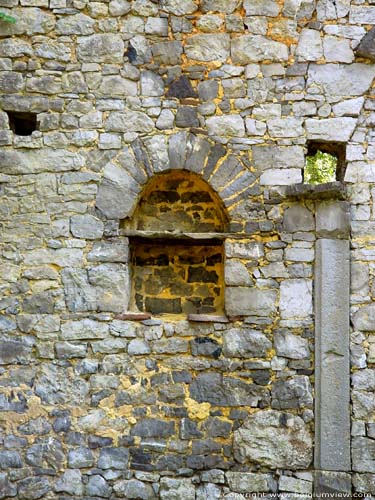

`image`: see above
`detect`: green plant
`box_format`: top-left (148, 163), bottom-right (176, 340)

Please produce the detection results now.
top-left (0, 12), bottom-right (16, 23)
top-left (304, 150), bottom-right (337, 185)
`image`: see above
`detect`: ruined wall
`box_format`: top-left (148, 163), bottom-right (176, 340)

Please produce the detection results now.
top-left (0, 0), bottom-right (374, 498)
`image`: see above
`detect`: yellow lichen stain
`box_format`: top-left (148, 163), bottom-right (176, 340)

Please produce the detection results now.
top-left (185, 397), bottom-right (211, 420)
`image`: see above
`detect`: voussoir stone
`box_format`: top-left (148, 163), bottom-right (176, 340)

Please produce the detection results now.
top-left (233, 410), bottom-right (313, 469)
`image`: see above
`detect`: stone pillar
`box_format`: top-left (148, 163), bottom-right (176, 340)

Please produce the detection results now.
top-left (314, 201), bottom-right (351, 495)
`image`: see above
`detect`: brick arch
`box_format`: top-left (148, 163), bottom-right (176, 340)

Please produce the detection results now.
top-left (95, 132), bottom-right (252, 221)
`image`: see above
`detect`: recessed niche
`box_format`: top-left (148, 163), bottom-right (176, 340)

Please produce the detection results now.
top-left (304, 142), bottom-right (346, 185)
top-left (125, 170), bottom-right (228, 316)
top-left (7, 111), bottom-right (38, 136)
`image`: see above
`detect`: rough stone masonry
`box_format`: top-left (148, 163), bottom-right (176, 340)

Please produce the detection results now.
top-left (0, 0), bottom-right (374, 499)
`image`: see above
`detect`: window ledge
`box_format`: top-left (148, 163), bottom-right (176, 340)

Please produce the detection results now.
top-left (120, 229), bottom-right (228, 240)
top-left (267, 181), bottom-right (346, 203)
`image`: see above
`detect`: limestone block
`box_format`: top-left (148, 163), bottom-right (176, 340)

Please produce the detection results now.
top-left (70, 214), bottom-right (104, 240)
top-left (349, 6), bottom-right (375, 24)
top-left (231, 35), bottom-right (288, 64)
top-left (252, 145), bottom-right (304, 171)
top-left (223, 328), bottom-right (272, 357)
top-left (206, 115), bottom-right (245, 137)
top-left (317, 0), bottom-right (350, 20)
top-left (224, 260), bottom-right (251, 286)
top-left (316, 201), bottom-right (350, 239)
top-left (283, 205), bottom-right (315, 232)
top-left (352, 438), bottom-right (375, 473)
top-left (160, 0), bottom-right (197, 15)
top-left (160, 478), bottom-right (195, 500)
top-left (56, 14), bottom-right (94, 35)
top-left (202, 0), bottom-right (241, 14)
top-left (314, 471), bottom-right (351, 498)
top-left (244, 0), bottom-right (280, 16)
top-left (114, 479), bottom-right (155, 499)
top-left (225, 241), bottom-right (264, 260)
top-left (109, 0), bottom-right (131, 16)
top-left (141, 70), bottom-right (164, 97)
top-left (105, 110), bottom-right (154, 133)
top-left (98, 76), bottom-right (138, 97)
top-left (60, 319), bottom-right (109, 340)
top-left (332, 97), bottom-right (364, 117)
top-left (62, 268), bottom-right (97, 313)
top-left (307, 64), bottom-right (375, 102)
top-left (280, 279), bottom-right (313, 319)
top-left (274, 330), bottom-right (310, 359)
top-left (77, 34), bottom-right (125, 63)
top-left (226, 472), bottom-right (275, 493)
top-left (305, 117), bottom-right (356, 142)
top-left (233, 410), bottom-right (312, 469)
top-left (185, 34), bottom-right (230, 62)
top-left (323, 36), bottom-right (354, 63)
top-left (225, 287), bottom-right (277, 317)
top-left (260, 169), bottom-right (302, 185)
top-left (295, 29), bottom-right (323, 61)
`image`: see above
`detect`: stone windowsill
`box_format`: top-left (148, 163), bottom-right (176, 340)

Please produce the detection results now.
top-left (267, 181), bottom-right (346, 203)
top-left (115, 312), bottom-right (229, 323)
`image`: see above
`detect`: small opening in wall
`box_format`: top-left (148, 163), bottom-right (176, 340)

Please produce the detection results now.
top-left (6, 111), bottom-right (38, 136)
top-left (304, 142), bottom-right (346, 185)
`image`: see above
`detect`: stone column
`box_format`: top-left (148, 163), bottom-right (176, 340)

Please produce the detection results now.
top-left (314, 201), bottom-right (351, 496)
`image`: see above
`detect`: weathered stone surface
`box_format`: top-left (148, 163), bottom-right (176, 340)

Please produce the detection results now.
top-left (71, 214), bottom-right (104, 240)
top-left (18, 477), bottom-right (50, 500)
top-left (77, 34), bottom-right (124, 63)
top-left (233, 410), bottom-right (313, 469)
top-left (352, 437), bottom-right (375, 473)
top-left (190, 372), bottom-right (267, 407)
top-left (307, 64), bottom-right (375, 102)
top-left (114, 479), bottom-right (155, 499)
top-left (0, 335), bottom-right (34, 365)
top-left (296, 28), bottom-right (323, 61)
top-left (35, 364), bottom-right (89, 404)
top-left (274, 330), bottom-right (310, 359)
top-left (87, 239), bottom-right (129, 263)
top-left (185, 34), bottom-right (230, 62)
top-left (87, 475), bottom-right (112, 498)
top-left (283, 205), bottom-right (314, 232)
top-left (271, 375), bottom-right (313, 409)
top-left (223, 328), bottom-right (271, 357)
top-left (160, 478), bottom-right (195, 499)
top-left (55, 469), bottom-right (84, 496)
top-left (202, 0), bottom-right (240, 14)
top-left (305, 117), bottom-right (357, 142)
top-left (131, 418), bottom-right (174, 438)
top-left (160, 0), bottom-right (197, 15)
top-left (231, 35), bottom-right (288, 64)
top-left (226, 472), bottom-right (275, 493)
top-left (280, 280), bottom-right (313, 320)
top-left (316, 201), bottom-right (350, 238)
top-left (225, 287), bottom-right (277, 317)
top-left (98, 447), bottom-right (129, 469)
top-left (0, 149), bottom-right (84, 174)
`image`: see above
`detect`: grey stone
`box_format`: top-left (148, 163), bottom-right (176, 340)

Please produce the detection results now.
top-left (0, 450), bottom-right (22, 468)
top-left (305, 118), bottom-right (357, 142)
top-left (190, 372), bottom-right (267, 407)
top-left (55, 341), bottom-right (87, 359)
top-left (70, 214), bottom-right (104, 240)
top-left (160, 477), bottom-right (195, 500)
top-left (131, 418), bottom-right (175, 438)
top-left (206, 115), bottom-right (245, 137)
top-left (316, 201), bottom-right (350, 239)
top-left (231, 35), bottom-right (288, 64)
top-left (114, 479), bottom-right (155, 499)
top-left (198, 80), bottom-right (219, 101)
top-left (18, 477), bottom-right (50, 500)
top-left (296, 29), bottom-right (323, 61)
top-left (106, 110), bottom-right (154, 133)
top-left (279, 476), bottom-right (312, 494)
top-left (98, 447), bottom-right (129, 469)
top-left (35, 364), bottom-right (89, 404)
top-left (307, 64), bottom-right (375, 102)
top-left (0, 473), bottom-right (17, 499)
top-left (77, 34), bottom-right (125, 63)
top-left (356, 27), bottom-right (375, 62)
top-left (56, 14), bottom-right (95, 35)
top-left (86, 475), bottom-right (112, 497)
top-left (283, 205), bottom-right (314, 232)
top-left (61, 319), bottom-right (108, 340)
top-left (0, 335), bottom-right (34, 365)
top-left (317, 0), bottom-right (350, 20)
top-left (87, 239), bottom-right (129, 263)
top-left (109, 0), bottom-right (131, 16)
top-left (315, 239), bottom-right (350, 471)
top-left (191, 337), bottom-right (222, 358)
top-left (96, 162), bottom-right (141, 219)
top-left (151, 41), bottom-right (183, 65)
top-left (223, 328), bottom-right (271, 357)
top-left (244, 0), bottom-right (280, 16)
top-left (127, 35), bottom-right (152, 65)
top-left (323, 36), bottom-right (353, 63)
top-left (88, 263), bottom-right (129, 313)
top-left (352, 438), bottom-right (375, 473)
top-left (233, 410), bottom-right (313, 469)
top-left (185, 34), bottom-right (230, 62)
top-left (226, 472), bottom-right (275, 493)
top-left (61, 268), bottom-right (96, 312)
top-left (55, 469), bottom-right (83, 496)
top-left (274, 330), bottom-right (310, 359)
top-left (141, 71), bottom-right (164, 97)
top-left (252, 145), bottom-right (304, 171)
top-left (0, 149), bottom-right (84, 175)
top-left (68, 447), bottom-right (94, 468)
top-left (315, 471), bottom-right (352, 498)
top-left (225, 287), bottom-right (277, 317)
top-left (176, 106), bottom-right (199, 128)
top-left (128, 339), bottom-right (151, 355)
top-left (26, 438), bottom-right (65, 470)
top-left (271, 375), bottom-right (313, 409)
top-left (280, 279), bottom-right (313, 320)
top-left (202, 0), bottom-right (240, 13)
top-left (166, 75), bottom-right (197, 99)
top-left (160, 0), bottom-right (197, 15)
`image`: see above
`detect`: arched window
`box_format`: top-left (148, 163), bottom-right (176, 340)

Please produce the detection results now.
top-left (122, 170), bottom-right (228, 316)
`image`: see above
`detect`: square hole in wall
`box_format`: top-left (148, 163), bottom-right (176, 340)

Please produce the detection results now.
top-left (304, 142), bottom-right (346, 184)
top-left (7, 111), bottom-right (38, 136)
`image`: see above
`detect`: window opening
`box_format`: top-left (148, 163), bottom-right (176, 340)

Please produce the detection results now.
top-left (124, 170), bottom-right (228, 317)
top-left (304, 142), bottom-right (346, 185)
top-left (7, 111), bottom-right (38, 136)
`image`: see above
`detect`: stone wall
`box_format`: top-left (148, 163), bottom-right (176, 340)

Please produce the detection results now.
top-left (0, 0), bottom-right (374, 498)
